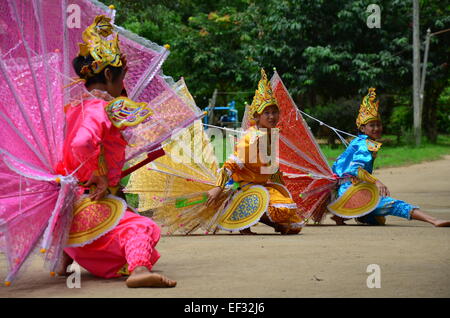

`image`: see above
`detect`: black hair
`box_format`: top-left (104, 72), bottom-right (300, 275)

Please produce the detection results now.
top-left (72, 55), bottom-right (123, 87)
top-left (357, 125), bottom-right (365, 135)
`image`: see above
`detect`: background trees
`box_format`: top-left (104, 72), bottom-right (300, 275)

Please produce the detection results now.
top-left (107, 0), bottom-right (449, 144)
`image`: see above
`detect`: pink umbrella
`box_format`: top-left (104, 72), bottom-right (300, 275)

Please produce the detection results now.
top-left (0, 0), bottom-right (202, 284)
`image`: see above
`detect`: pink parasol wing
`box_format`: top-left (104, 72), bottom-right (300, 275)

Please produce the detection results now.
top-left (0, 0), bottom-right (202, 284)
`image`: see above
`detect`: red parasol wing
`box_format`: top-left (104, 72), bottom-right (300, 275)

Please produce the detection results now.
top-left (271, 72), bottom-right (338, 223)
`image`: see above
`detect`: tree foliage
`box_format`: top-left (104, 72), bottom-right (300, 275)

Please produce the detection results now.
top-left (104, 0), bottom-right (449, 141)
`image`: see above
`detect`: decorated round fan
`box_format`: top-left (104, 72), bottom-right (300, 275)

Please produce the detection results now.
top-left (327, 182), bottom-right (380, 218)
top-left (67, 195), bottom-right (127, 247)
top-left (218, 185), bottom-right (269, 231)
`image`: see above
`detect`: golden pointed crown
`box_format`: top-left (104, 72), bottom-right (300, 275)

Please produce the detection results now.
top-left (356, 87), bottom-right (381, 128)
top-left (78, 15), bottom-right (122, 78)
top-left (248, 68), bottom-right (278, 122)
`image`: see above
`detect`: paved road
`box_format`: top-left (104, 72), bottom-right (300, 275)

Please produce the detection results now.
top-left (1, 156), bottom-right (449, 298)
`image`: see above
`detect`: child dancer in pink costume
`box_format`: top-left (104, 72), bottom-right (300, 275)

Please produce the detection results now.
top-left (55, 15), bottom-right (176, 288)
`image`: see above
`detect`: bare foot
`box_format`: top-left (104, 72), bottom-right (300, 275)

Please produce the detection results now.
top-left (281, 226), bottom-right (302, 235)
top-left (56, 251), bottom-right (73, 276)
top-left (126, 267), bottom-right (176, 288)
top-left (273, 222), bottom-right (286, 233)
top-left (239, 228), bottom-right (257, 235)
top-left (331, 215), bottom-right (347, 225)
top-left (411, 209), bottom-right (450, 227)
top-left (433, 220), bottom-right (450, 227)
top-left (274, 223), bottom-right (302, 235)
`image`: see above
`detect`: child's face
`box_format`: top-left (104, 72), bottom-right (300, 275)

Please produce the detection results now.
top-left (360, 120), bottom-right (383, 140)
top-left (255, 105), bottom-right (280, 129)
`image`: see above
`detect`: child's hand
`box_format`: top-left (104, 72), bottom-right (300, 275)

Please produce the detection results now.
top-left (206, 187), bottom-right (223, 207)
top-left (85, 174), bottom-right (109, 201)
top-left (375, 180), bottom-right (390, 197)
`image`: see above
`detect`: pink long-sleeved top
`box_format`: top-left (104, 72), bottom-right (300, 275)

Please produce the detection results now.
top-left (56, 93), bottom-right (126, 186)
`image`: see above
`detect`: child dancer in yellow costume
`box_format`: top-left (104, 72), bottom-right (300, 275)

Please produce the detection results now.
top-left (206, 69), bottom-right (305, 234)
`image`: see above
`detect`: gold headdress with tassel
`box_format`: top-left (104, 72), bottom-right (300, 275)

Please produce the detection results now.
top-left (78, 15), bottom-right (122, 78)
top-left (247, 68), bottom-right (278, 124)
top-left (356, 87), bottom-right (381, 128)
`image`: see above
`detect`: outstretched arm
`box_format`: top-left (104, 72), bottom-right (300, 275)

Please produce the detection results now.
top-left (84, 147), bottom-right (109, 201)
top-left (206, 130), bottom-right (253, 207)
top-left (206, 167), bottom-right (232, 207)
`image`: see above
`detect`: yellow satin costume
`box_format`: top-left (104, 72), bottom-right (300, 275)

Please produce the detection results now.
top-left (132, 69), bottom-right (305, 234)
top-left (215, 125), bottom-right (305, 231)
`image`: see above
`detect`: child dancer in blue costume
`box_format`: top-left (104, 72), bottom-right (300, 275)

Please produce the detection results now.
top-left (331, 88), bottom-right (450, 227)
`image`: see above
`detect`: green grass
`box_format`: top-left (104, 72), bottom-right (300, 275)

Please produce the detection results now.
top-left (320, 134), bottom-right (450, 169)
top-left (211, 134), bottom-right (450, 169)
top-left (124, 193), bottom-right (139, 209)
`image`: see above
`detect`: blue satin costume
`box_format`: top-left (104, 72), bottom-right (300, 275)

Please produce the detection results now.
top-left (332, 134), bottom-right (417, 224)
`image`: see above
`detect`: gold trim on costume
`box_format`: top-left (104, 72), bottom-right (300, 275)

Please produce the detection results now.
top-left (215, 168), bottom-right (231, 189)
top-left (366, 139), bottom-right (382, 152)
top-left (357, 167), bottom-right (378, 184)
top-left (105, 97), bottom-right (154, 129)
top-left (117, 264), bottom-right (130, 276)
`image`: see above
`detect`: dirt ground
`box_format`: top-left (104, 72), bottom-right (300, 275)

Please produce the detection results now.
top-left (1, 156), bottom-right (449, 298)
